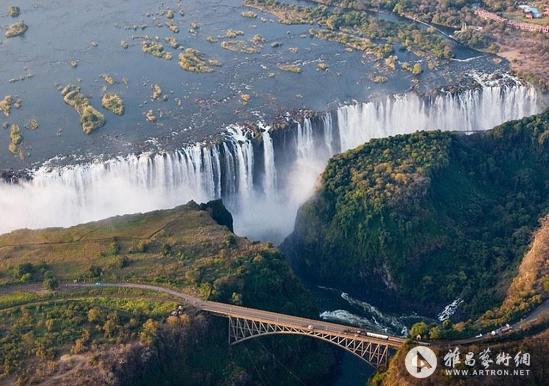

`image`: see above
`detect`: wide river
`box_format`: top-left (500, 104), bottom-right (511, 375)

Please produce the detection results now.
top-left (1, 0), bottom-right (502, 169)
top-left (1, 2), bottom-right (545, 384)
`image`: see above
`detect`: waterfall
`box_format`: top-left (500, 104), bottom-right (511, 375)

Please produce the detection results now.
top-left (336, 85), bottom-right (541, 152)
top-left (228, 125), bottom-right (254, 202)
top-left (0, 77), bottom-right (545, 241)
top-left (296, 120), bottom-right (315, 162)
top-left (261, 124), bottom-right (277, 198)
top-left (322, 112), bottom-right (334, 155)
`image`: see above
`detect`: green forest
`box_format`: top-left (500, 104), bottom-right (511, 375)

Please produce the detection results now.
top-left (287, 110), bottom-right (549, 320)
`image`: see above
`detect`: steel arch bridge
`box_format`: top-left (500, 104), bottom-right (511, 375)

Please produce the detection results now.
top-left (227, 316), bottom-right (395, 368)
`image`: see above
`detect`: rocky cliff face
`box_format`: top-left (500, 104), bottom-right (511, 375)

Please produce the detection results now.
top-left (284, 110), bottom-right (549, 318)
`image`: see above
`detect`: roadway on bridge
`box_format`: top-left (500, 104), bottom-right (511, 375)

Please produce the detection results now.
top-left (66, 282), bottom-right (406, 348)
top-left (2, 282), bottom-right (546, 348)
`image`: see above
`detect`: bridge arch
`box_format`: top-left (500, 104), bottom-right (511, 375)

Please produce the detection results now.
top-left (228, 316), bottom-right (392, 368)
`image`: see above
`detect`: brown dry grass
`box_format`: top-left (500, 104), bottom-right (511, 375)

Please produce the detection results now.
top-left (494, 30), bottom-right (549, 90)
top-left (476, 215), bottom-right (549, 328)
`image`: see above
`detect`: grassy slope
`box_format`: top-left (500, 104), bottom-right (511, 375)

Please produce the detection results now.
top-left (0, 201), bottom-right (335, 385)
top-left (286, 110), bottom-right (549, 318)
top-left (476, 214), bottom-right (549, 329)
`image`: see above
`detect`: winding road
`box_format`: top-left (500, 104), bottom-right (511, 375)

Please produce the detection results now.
top-left (2, 282), bottom-right (546, 350)
top-left (65, 282), bottom-right (407, 348)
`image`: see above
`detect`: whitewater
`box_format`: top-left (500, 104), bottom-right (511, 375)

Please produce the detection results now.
top-left (0, 74), bottom-right (545, 242)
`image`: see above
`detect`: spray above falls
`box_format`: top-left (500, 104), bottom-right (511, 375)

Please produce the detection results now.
top-left (0, 76), bottom-right (545, 242)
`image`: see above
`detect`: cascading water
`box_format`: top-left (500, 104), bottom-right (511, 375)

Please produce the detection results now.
top-left (0, 76), bottom-right (545, 241)
top-left (261, 124), bottom-right (277, 198)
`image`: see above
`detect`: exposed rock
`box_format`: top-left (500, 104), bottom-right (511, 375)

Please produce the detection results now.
top-left (26, 118), bottom-right (39, 130)
top-left (221, 40), bottom-right (259, 54)
top-left (316, 62), bottom-right (329, 71)
top-left (412, 62), bottom-right (423, 75)
top-left (7, 5), bottom-right (20, 17)
top-left (101, 93), bottom-right (125, 115)
top-left (0, 96), bottom-right (13, 117)
top-left (13, 97), bottom-right (22, 109)
top-left (189, 21), bottom-right (199, 33)
top-left (164, 36), bottom-right (179, 49)
top-left (151, 84), bottom-right (162, 100)
top-left (60, 84), bottom-right (105, 134)
top-left (371, 74), bottom-right (388, 83)
top-left (8, 123), bottom-right (22, 154)
top-left (250, 34), bottom-right (264, 44)
top-left (241, 11), bottom-right (257, 18)
top-left (80, 106), bottom-right (105, 134)
top-left (278, 63), bottom-right (302, 73)
top-left (5, 21), bottom-right (28, 38)
top-left (166, 21), bottom-right (179, 33)
top-left (9, 123), bottom-right (22, 145)
top-left (145, 109), bottom-right (156, 123)
top-left (142, 40), bottom-right (172, 60)
top-left (178, 48), bottom-right (219, 73)
top-left (100, 74), bottom-right (115, 85)
top-left (121, 40), bottom-right (129, 49)
top-left (225, 29), bottom-right (244, 38)
top-left (384, 55), bottom-right (397, 71)
top-left (199, 199), bottom-right (234, 231)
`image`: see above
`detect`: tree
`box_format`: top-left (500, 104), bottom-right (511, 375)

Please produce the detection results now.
top-left (14, 263), bottom-right (34, 281)
top-left (43, 277), bottom-right (59, 291)
top-left (71, 338), bottom-right (86, 354)
top-left (117, 255), bottom-right (130, 268)
top-left (19, 273), bottom-right (32, 283)
top-left (109, 239), bottom-right (122, 255)
top-left (87, 307), bottom-right (101, 323)
top-left (102, 319), bottom-right (118, 338)
top-left (231, 292), bottom-right (243, 305)
top-left (89, 265), bottom-right (103, 278)
top-left (410, 321), bottom-right (429, 339)
top-left (45, 318), bottom-right (58, 332)
top-left (140, 319), bottom-right (159, 345)
top-left (429, 325), bottom-right (443, 340)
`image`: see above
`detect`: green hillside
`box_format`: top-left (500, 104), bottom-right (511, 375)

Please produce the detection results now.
top-left (285, 110), bottom-right (549, 318)
top-left (0, 201), bottom-right (334, 385)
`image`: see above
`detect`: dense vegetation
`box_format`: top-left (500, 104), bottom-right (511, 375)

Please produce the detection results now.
top-left (308, 0), bottom-right (513, 28)
top-left (245, 0), bottom-right (454, 63)
top-left (306, 0), bottom-right (549, 89)
top-left (286, 110), bottom-right (549, 320)
top-left (0, 201), bottom-right (335, 385)
top-left (371, 327), bottom-right (549, 385)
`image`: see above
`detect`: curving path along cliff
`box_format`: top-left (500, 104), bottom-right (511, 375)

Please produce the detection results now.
top-left (2, 282), bottom-right (546, 367)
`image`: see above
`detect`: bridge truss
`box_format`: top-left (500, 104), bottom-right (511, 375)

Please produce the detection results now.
top-left (228, 316), bottom-right (391, 368)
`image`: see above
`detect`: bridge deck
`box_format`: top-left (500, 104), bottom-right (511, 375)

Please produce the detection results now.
top-left (200, 300), bottom-right (405, 348)
top-left (67, 283), bottom-right (405, 348)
